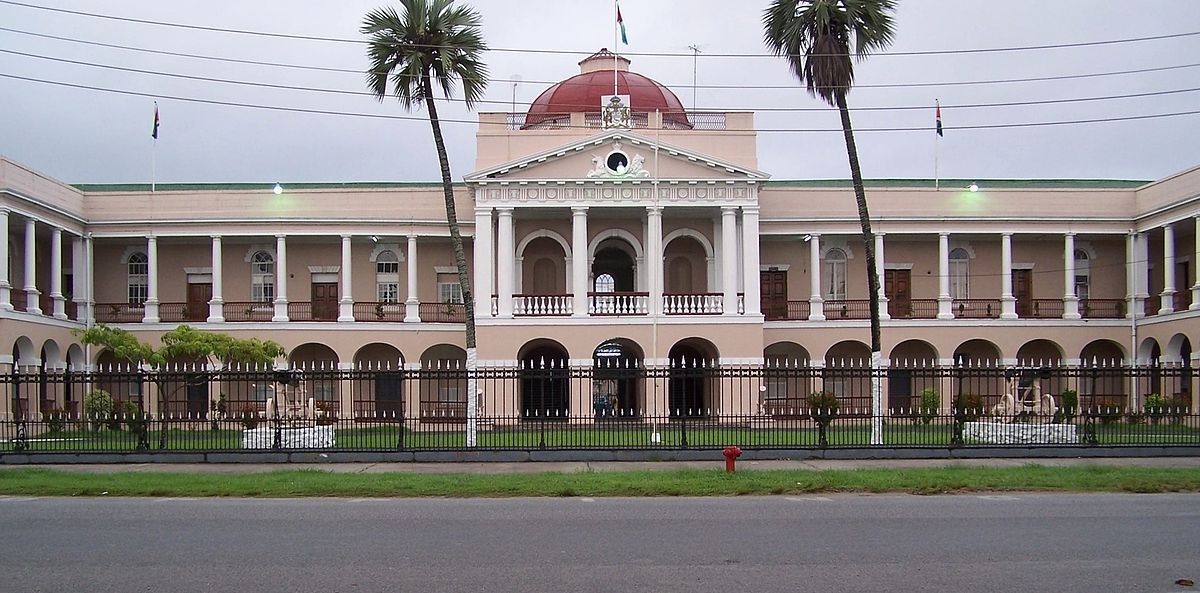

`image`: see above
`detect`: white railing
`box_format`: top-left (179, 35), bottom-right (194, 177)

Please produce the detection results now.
top-left (588, 292), bottom-right (649, 316)
top-left (663, 293), bottom-right (723, 315)
top-left (513, 294), bottom-right (572, 317)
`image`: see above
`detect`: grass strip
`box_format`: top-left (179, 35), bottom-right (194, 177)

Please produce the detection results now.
top-left (0, 465), bottom-right (1198, 497)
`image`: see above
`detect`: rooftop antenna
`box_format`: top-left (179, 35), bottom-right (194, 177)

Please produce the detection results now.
top-left (510, 74), bottom-right (523, 128)
top-left (687, 44), bottom-right (703, 112)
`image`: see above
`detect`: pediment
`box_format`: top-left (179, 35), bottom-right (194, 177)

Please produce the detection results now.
top-left (465, 130), bottom-right (768, 183)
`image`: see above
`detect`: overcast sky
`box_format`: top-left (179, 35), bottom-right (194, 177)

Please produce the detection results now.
top-left (1, 0), bottom-right (1198, 185)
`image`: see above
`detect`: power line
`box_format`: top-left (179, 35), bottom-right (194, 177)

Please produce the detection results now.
top-left (3, 25), bottom-right (1198, 91)
top-left (5, 46), bottom-right (1199, 114)
top-left (1, 0), bottom-right (1197, 59)
top-left (3, 71), bottom-right (1198, 134)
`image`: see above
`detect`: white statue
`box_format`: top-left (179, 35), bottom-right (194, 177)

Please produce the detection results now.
top-left (586, 155), bottom-right (606, 178)
top-left (627, 154), bottom-right (651, 177)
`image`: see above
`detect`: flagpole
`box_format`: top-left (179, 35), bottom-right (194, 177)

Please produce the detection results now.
top-left (934, 99), bottom-right (940, 190)
top-left (613, 0), bottom-right (619, 97)
top-left (151, 101), bottom-right (158, 193)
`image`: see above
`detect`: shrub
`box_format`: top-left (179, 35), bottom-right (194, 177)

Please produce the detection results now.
top-left (83, 389), bottom-right (114, 431)
top-left (918, 388), bottom-right (939, 425)
top-left (1143, 393), bottom-right (1168, 425)
top-left (44, 408), bottom-right (68, 433)
top-left (953, 393), bottom-right (985, 422)
top-left (1092, 402), bottom-right (1123, 425)
top-left (210, 394), bottom-right (228, 431)
top-left (239, 405), bottom-right (259, 430)
top-left (1055, 389), bottom-right (1079, 423)
top-left (1166, 395), bottom-right (1189, 424)
top-left (807, 392), bottom-right (839, 425)
top-left (122, 401), bottom-right (149, 435)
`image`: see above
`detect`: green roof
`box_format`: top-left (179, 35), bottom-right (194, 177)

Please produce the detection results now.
top-left (764, 179), bottom-right (1149, 189)
top-left (72, 181), bottom-right (450, 192)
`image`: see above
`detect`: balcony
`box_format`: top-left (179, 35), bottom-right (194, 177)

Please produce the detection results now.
top-left (952, 299), bottom-right (1001, 319)
top-left (513, 294), bottom-right (572, 317)
top-left (589, 292), bottom-right (649, 316)
top-left (353, 302), bottom-right (406, 322)
top-left (505, 110), bottom-right (728, 131)
top-left (94, 302), bottom-right (146, 323)
top-left (663, 293), bottom-right (723, 315)
top-left (1081, 299), bottom-right (1126, 319)
top-left (823, 299), bottom-right (870, 319)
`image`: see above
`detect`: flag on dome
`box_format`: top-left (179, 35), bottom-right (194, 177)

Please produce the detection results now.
top-left (617, 3), bottom-right (628, 44)
top-left (935, 101), bottom-right (943, 137)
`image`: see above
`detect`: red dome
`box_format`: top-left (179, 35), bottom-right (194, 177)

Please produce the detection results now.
top-left (524, 69), bottom-right (691, 129)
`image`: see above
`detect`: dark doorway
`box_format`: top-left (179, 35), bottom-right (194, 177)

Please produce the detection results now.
top-left (1176, 262), bottom-right (1192, 310)
top-left (760, 270), bottom-right (787, 320)
top-left (375, 371), bottom-right (404, 419)
top-left (592, 246), bottom-right (636, 292)
top-left (185, 375), bottom-right (209, 416)
top-left (312, 282), bottom-right (339, 321)
top-left (668, 341), bottom-right (716, 417)
top-left (187, 283), bottom-right (212, 321)
top-left (885, 269), bottom-right (911, 318)
top-left (520, 343), bottom-right (569, 419)
top-left (887, 369), bottom-right (913, 413)
top-left (1013, 269), bottom-right (1032, 317)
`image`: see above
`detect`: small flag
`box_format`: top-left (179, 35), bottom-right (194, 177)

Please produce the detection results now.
top-left (935, 101), bottom-right (943, 137)
top-left (617, 3), bottom-right (628, 45)
top-left (152, 103), bottom-right (160, 139)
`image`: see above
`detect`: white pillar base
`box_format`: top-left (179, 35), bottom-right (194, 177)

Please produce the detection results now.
top-left (207, 298), bottom-right (225, 323)
top-left (1000, 296), bottom-right (1017, 319)
top-left (338, 299), bottom-right (355, 322)
top-left (936, 297), bottom-right (954, 319)
top-left (0, 284), bottom-right (11, 312)
top-left (24, 288), bottom-right (41, 315)
top-left (1128, 297), bottom-right (1145, 319)
top-left (143, 299), bottom-right (160, 323)
top-left (877, 296), bottom-right (890, 321)
top-left (1062, 295), bottom-right (1081, 320)
top-left (808, 297), bottom-right (825, 321)
top-left (1191, 285), bottom-right (1200, 311)
top-left (1160, 291), bottom-right (1176, 316)
top-left (405, 300), bottom-right (420, 322)
top-left (51, 295), bottom-right (67, 320)
top-left (273, 299), bottom-right (289, 322)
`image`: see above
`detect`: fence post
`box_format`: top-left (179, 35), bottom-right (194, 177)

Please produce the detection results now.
top-left (135, 368), bottom-right (150, 451)
top-left (157, 371), bottom-right (168, 450)
top-left (12, 366), bottom-right (27, 452)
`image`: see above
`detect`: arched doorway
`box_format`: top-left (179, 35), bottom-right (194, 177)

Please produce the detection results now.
top-left (519, 339), bottom-right (569, 418)
top-left (887, 340), bottom-right (938, 414)
top-left (952, 339), bottom-right (1004, 409)
top-left (354, 343), bottom-right (405, 419)
top-left (763, 342), bottom-right (812, 416)
top-left (593, 239), bottom-right (638, 293)
top-left (592, 339), bottom-right (643, 418)
top-left (419, 344), bottom-right (466, 420)
top-left (1015, 339), bottom-right (1066, 402)
top-left (824, 340), bottom-right (871, 412)
top-left (1079, 340), bottom-right (1127, 408)
top-left (668, 338), bottom-right (719, 417)
top-left (288, 343), bottom-right (340, 416)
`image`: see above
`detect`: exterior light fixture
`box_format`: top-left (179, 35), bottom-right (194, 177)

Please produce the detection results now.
top-left (968, 182), bottom-right (979, 193)
top-left (273, 183), bottom-right (283, 195)
top-left (803, 234), bottom-right (812, 242)
top-left (370, 235), bottom-right (379, 243)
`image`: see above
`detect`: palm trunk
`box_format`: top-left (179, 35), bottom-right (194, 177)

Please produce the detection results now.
top-left (422, 73), bottom-right (479, 446)
top-left (835, 90), bottom-right (883, 445)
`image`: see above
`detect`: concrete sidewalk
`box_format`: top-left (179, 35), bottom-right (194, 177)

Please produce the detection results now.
top-left (5, 456), bottom-right (1199, 475)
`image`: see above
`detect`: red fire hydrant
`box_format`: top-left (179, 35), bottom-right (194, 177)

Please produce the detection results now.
top-left (723, 446), bottom-right (743, 473)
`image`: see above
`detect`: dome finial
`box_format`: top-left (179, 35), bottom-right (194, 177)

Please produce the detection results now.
top-left (579, 48), bottom-right (630, 73)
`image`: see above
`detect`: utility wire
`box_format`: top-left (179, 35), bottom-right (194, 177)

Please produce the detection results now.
top-left (1, 0), bottom-right (1197, 59)
top-left (3, 71), bottom-right (1199, 133)
top-left (3, 25), bottom-right (1198, 91)
top-left (5, 47), bottom-right (1199, 114)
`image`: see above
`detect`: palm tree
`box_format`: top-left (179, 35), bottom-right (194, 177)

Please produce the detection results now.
top-left (363, 0), bottom-right (488, 443)
top-left (763, 0), bottom-right (896, 443)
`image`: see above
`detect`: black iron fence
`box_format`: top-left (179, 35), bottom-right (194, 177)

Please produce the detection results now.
top-left (1, 364), bottom-right (1196, 453)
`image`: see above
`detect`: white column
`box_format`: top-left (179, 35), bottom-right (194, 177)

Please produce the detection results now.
top-left (338, 234), bottom-right (355, 322)
top-left (473, 208), bottom-right (493, 317)
top-left (937, 232), bottom-right (953, 319)
top-left (1160, 224), bottom-right (1176, 315)
top-left (208, 236), bottom-right (224, 322)
top-left (0, 209), bottom-right (10, 311)
top-left (143, 235), bottom-right (160, 323)
top-left (1192, 216), bottom-right (1200, 310)
top-left (23, 218), bottom-right (40, 314)
top-left (50, 227), bottom-right (66, 319)
top-left (272, 234), bottom-right (289, 322)
top-left (71, 236), bottom-right (85, 321)
top-left (1137, 232), bottom-right (1150, 316)
top-left (1063, 232), bottom-right (1081, 319)
top-left (808, 233), bottom-right (825, 321)
top-left (1127, 232), bottom-right (1142, 319)
top-left (84, 234), bottom-right (94, 323)
top-left (647, 206), bottom-right (663, 315)
top-left (496, 207), bottom-right (515, 318)
top-left (741, 207), bottom-right (761, 316)
top-left (721, 206), bottom-right (738, 315)
top-left (1000, 232), bottom-right (1016, 319)
top-left (405, 234), bottom-right (420, 322)
top-left (571, 206), bottom-right (588, 317)
top-left (875, 232), bottom-right (889, 321)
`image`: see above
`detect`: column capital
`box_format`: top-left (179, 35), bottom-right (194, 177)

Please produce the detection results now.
top-left (741, 206), bottom-right (760, 216)
top-left (1064, 231), bottom-right (1076, 238)
top-left (646, 205), bottom-right (663, 215)
top-left (210, 234), bottom-right (222, 240)
top-left (408, 233), bottom-right (418, 241)
top-left (275, 233), bottom-right (287, 240)
top-left (571, 206), bottom-right (589, 215)
top-left (807, 232), bottom-right (821, 239)
top-left (145, 234), bottom-right (157, 241)
top-left (939, 232), bottom-right (950, 238)
top-left (720, 205), bottom-right (738, 214)
top-left (1002, 231), bottom-right (1013, 238)
top-left (340, 233), bottom-right (353, 240)
top-left (496, 206), bottom-right (514, 215)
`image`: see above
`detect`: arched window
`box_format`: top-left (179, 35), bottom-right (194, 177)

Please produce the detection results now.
top-left (823, 248), bottom-right (847, 300)
top-left (375, 250), bottom-right (400, 303)
top-left (949, 248), bottom-right (970, 299)
top-left (594, 273), bottom-right (616, 293)
top-left (251, 251), bottom-right (275, 303)
top-left (1074, 249), bottom-right (1090, 300)
top-left (127, 252), bottom-right (148, 306)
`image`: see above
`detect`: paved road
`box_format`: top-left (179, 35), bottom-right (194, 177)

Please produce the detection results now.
top-left (0, 494), bottom-right (1196, 593)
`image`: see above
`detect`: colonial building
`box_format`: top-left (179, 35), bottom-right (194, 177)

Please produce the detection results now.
top-left (3, 50), bottom-right (1199, 420)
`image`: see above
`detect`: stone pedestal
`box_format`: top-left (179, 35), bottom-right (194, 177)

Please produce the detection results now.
top-left (242, 425), bottom-right (334, 449)
top-left (963, 422), bottom-right (1077, 445)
